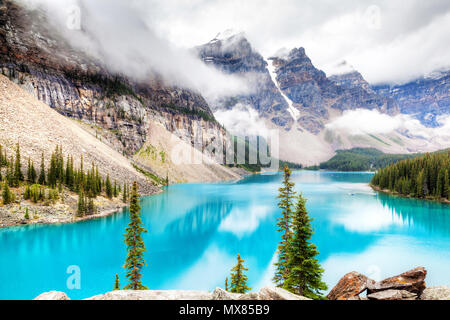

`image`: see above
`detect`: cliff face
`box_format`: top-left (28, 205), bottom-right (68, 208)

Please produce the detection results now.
top-left (196, 32), bottom-right (293, 129)
top-left (197, 34), bottom-right (398, 135)
top-left (372, 70), bottom-right (450, 128)
top-left (272, 48), bottom-right (398, 134)
top-left (0, 0), bottom-right (225, 163)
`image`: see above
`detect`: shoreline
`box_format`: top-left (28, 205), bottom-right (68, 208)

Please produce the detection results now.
top-left (370, 185), bottom-right (450, 204)
top-left (0, 188), bottom-right (164, 230)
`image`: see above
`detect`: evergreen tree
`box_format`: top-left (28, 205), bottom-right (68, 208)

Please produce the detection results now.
top-left (24, 207), bottom-right (29, 220)
top-left (229, 254), bottom-right (251, 294)
top-left (274, 165), bottom-right (296, 287)
top-left (284, 194), bottom-right (327, 299)
top-left (114, 274), bottom-right (121, 290)
top-left (2, 181), bottom-right (12, 205)
top-left (123, 182), bottom-right (148, 290)
top-left (77, 190), bottom-right (85, 217)
top-left (13, 143), bottom-right (24, 186)
top-left (38, 152), bottom-right (46, 185)
top-left (225, 277), bottom-right (229, 292)
top-left (106, 175), bottom-right (113, 199)
top-left (122, 183), bottom-right (128, 203)
top-left (113, 180), bottom-right (118, 198)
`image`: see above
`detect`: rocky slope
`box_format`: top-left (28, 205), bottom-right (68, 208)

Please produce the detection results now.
top-left (0, 0), bottom-right (239, 182)
top-left (0, 74), bottom-right (158, 227)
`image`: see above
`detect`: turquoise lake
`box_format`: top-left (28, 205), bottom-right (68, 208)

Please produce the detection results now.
top-left (1, 171), bottom-right (450, 300)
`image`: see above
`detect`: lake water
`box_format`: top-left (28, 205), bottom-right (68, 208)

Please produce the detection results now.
top-left (1, 171), bottom-right (449, 300)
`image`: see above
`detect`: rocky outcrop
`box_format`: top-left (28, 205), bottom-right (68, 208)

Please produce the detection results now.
top-left (34, 291), bottom-right (70, 300)
top-left (0, 0), bottom-right (225, 160)
top-left (196, 32), bottom-right (293, 129)
top-left (366, 267), bottom-right (427, 296)
top-left (420, 286), bottom-right (450, 300)
top-left (328, 267), bottom-right (431, 301)
top-left (326, 272), bottom-right (374, 300)
top-left (367, 289), bottom-right (417, 301)
top-left (272, 48), bottom-right (398, 134)
top-left (34, 287), bottom-right (310, 301)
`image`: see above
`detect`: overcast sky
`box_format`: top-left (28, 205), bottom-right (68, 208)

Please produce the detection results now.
top-left (144, 0), bottom-right (450, 84)
top-left (24, 0), bottom-right (450, 87)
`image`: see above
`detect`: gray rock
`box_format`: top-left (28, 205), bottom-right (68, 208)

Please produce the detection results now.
top-left (34, 291), bottom-right (70, 300)
top-left (327, 271), bottom-right (375, 300)
top-left (367, 289), bottom-right (417, 300)
top-left (85, 290), bottom-right (213, 300)
top-left (211, 288), bottom-right (241, 300)
top-left (420, 286), bottom-right (450, 300)
top-left (258, 286), bottom-right (311, 300)
top-left (367, 267), bottom-right (427, 295)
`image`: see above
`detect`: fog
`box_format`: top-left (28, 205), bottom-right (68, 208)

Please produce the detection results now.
top-left (17, 0), bottom-right (250, 100)
top-left (326, 109), bottom-right (450, 139)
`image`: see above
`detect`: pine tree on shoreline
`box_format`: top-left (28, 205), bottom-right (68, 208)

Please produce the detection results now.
top-left (114, 274), bottom-right (121, 290)
top-left (273, 165), bottom-right (296, 287)
top-left (229, 254), bottom-right (251, 294)
top-left (284, 194), bottom-right (327, 299)
top-left (123, 182), bottom-right (148, 290)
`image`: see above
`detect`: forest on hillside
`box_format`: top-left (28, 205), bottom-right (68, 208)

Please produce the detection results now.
top-left (371, 150), bottom-right (450, 201)
top-left (308, 148), bottom-right (420, 172)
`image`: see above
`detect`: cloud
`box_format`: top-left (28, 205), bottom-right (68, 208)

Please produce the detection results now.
top-left (214, 104), bottom-right (269, 137)
top-left (18, 0), bottom-right (250, 100)
top-left (218, 205), bottom-right (271, 238)
top-left (326, 109), bottom-right (450, 139)
top-left (138, 0), bottom-right (450, 85)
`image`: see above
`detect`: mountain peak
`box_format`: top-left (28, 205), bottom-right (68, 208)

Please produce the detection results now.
top-left (209, 29), bottom-right (246, 43)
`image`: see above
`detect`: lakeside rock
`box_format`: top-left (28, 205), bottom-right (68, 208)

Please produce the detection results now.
top-left (328, 267), bottom-right (432, 301)
top-left (366, 267), bottom-right (427, 296)
top-left (34, 291), bottom-right (70, 300)
top-left (367, 289), bottom-right (417, 300)
top-left (327, 271), bottom-right (374, 300)
top-left (420, 286), bottom-right (450, 300)
top-left (33, 287), bottom-right (310, 301)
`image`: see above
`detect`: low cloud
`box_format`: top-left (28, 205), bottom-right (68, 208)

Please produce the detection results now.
top-left (326, 109), bottom-right (450, 139)
top-left (18, 0), bottom-right (250, 100)
top-left (214, 104), bottom-right (269, 137)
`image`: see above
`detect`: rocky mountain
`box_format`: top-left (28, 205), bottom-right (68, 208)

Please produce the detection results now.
top-left (372, 70), bottom-right (450, 128)
top-left (196, 32), bottom-right (293, 129)
top-left (0, 0), bottom-right (240, 182)
top-left (196, 32), bottom-right (450, 165)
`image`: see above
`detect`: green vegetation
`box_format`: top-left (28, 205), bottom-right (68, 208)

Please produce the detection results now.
top-left (132, 163), bottom-right (166, 186)
top-left (226, 136), bottom-right (302, 173)
top-left (64, 71), bottom-right (144, 105)
top-left (284, 194), bottom-right (327, 299)
top-left (0, 144), bottom-right (129, 215)
top-left (371, 150), bottom-right (450, 202)
top-left (224, 277), bottom-right (229, 292)
top-left (273, 165), bottom-right (295, 286)
top-left (307, 148), bottom-right (420, 172)
top-left (113, 274), bottom-right (120, 291)
top-left (229, 254), bottom-right (251, 294)
top-left (123, 182), bottom-right (148, 290)
top-left (161, 103), bottom-right (216, 122)
top-left (274, 165), bottom-right (327, 299)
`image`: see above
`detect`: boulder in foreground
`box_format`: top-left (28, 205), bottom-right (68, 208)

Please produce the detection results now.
top-left (34, 291), bottom-right (70, 300)
top-left (420, 286), bottom-right (450, 300)
top-left (327, 271), bottom-right (374, 300)
top-left (33, 287), bottom-right (310, 300)
top-left (367, 267), bottom-right (427, 295)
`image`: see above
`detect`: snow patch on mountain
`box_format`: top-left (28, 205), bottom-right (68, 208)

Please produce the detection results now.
top-left (265, 58), bottom-right (300, 121)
